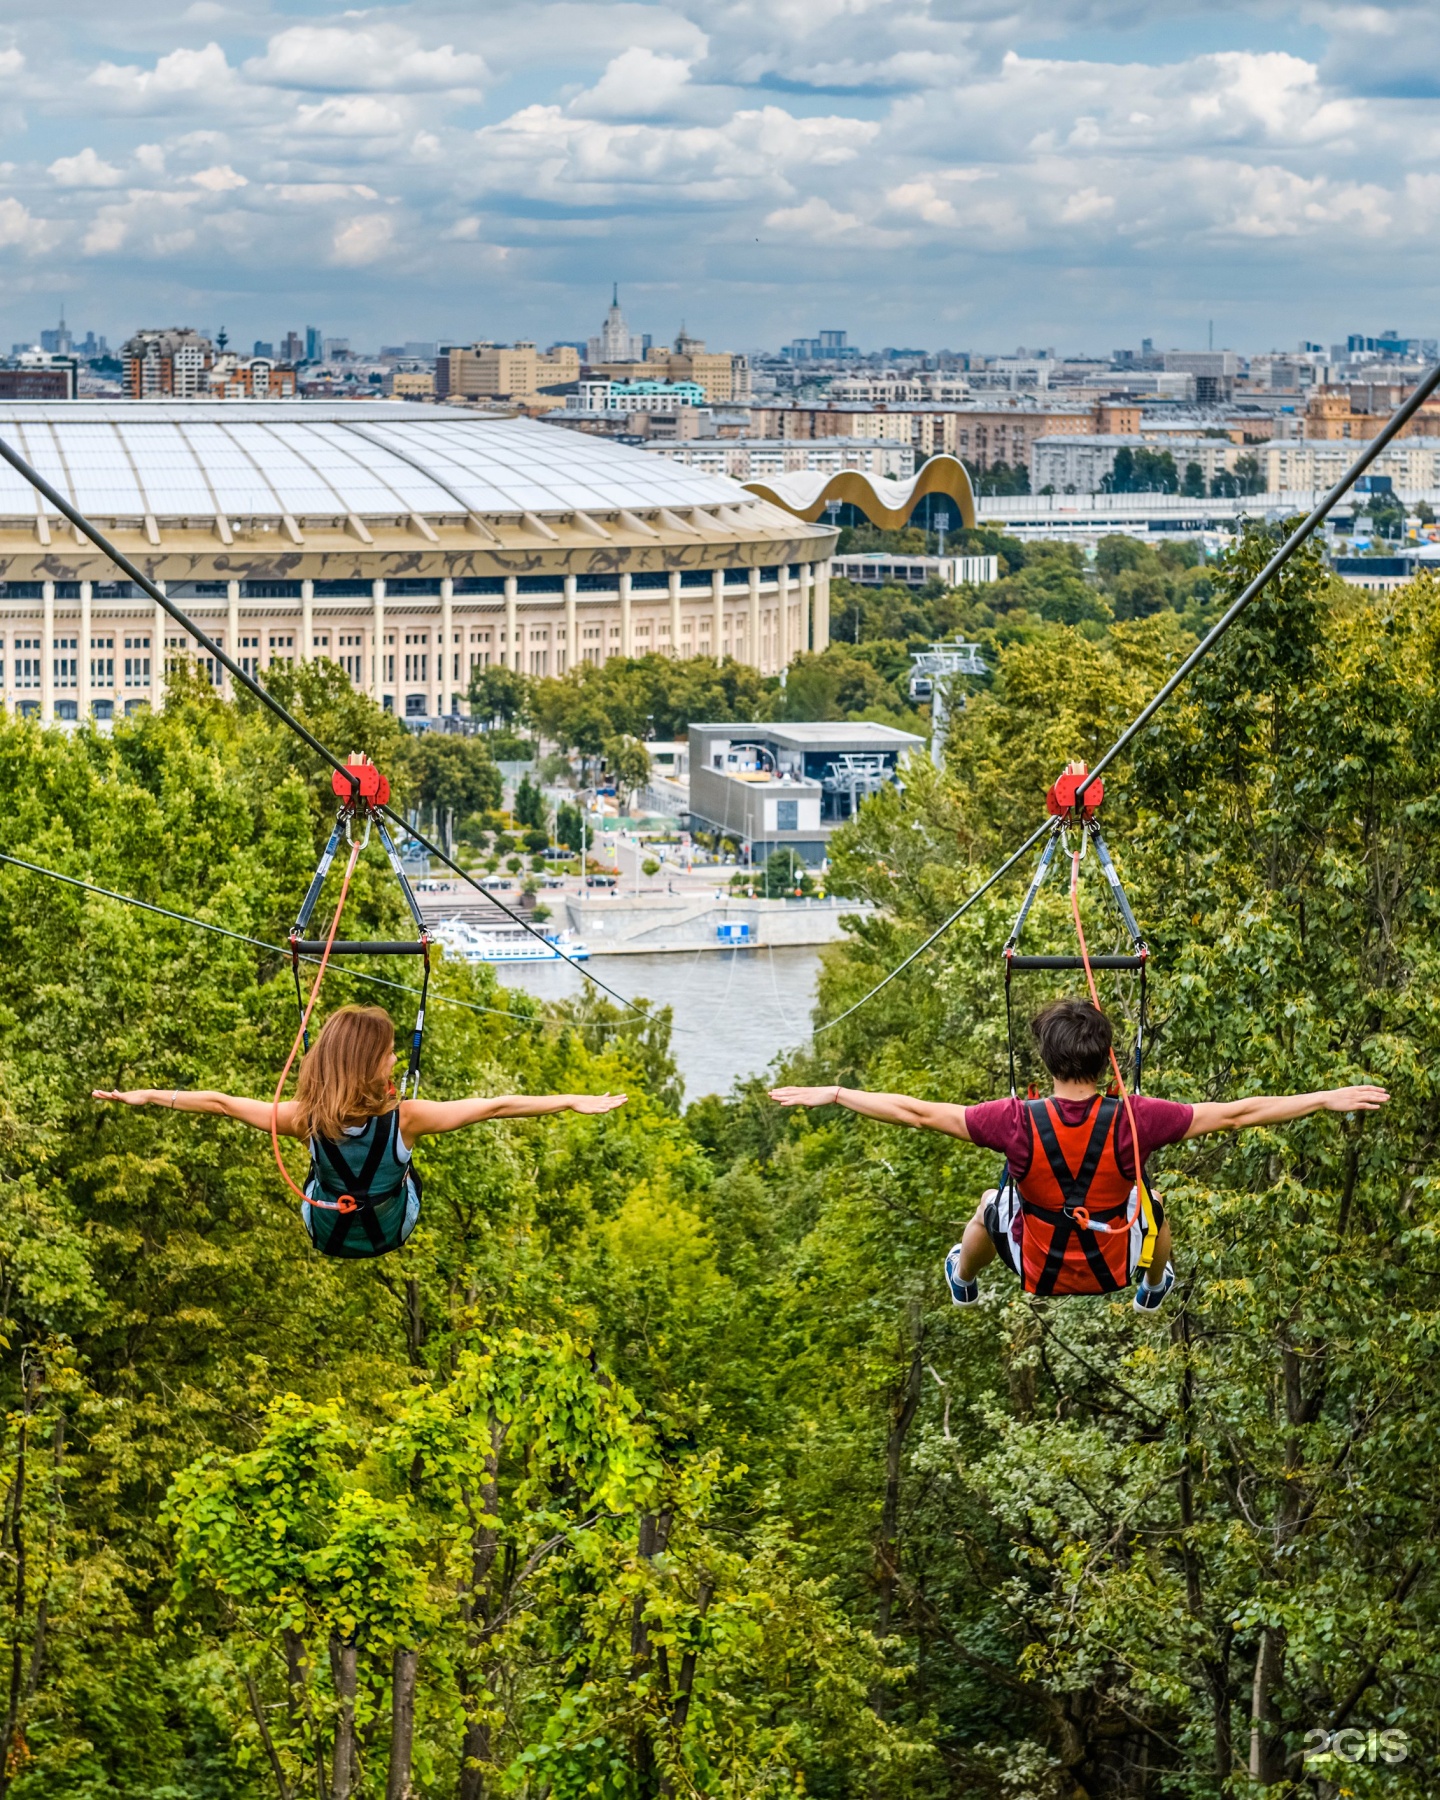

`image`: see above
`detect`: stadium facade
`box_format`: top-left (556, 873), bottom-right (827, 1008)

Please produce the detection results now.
top-left (0, 403), bottom-right (835, 722)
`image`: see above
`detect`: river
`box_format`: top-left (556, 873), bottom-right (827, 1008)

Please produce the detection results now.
top-left (492, 945), bottom-right (824, 1100)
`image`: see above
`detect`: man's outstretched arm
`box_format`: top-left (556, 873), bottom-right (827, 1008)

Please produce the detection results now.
top-left (769, 1085), bottom-right (972, 1139)
top-left (1185, 1085), bottom-right (1389, 1139)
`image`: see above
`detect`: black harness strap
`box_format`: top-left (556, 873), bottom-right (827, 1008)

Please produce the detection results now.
top-left (1028, 1098), bottom-right (1121, 1215)
top-left (1027, 1099), bottom-right (1125, 1297)
top-left (1033, 1212), bottom-right (1074, 1297)
top-left (311, 1112), bottom-right (402, 1255)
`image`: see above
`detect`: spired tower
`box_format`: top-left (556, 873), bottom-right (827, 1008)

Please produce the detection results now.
top-left (587, 286), bottom-right (643, 364)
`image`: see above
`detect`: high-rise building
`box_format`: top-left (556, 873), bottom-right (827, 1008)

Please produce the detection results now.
top-left (323, 338), bottom-right (351, 362)
top-left (253, 340), bottom-right (275, 358)
top-left (304, 326), bottom-right (323, 362)
top-left (586, 287), bottom-right (644, 364)
top-left (120, 328), bottom-right (213, 398)
top-left (281, 330), bottom-right (305, 363)
top-left (40, 313), bottom-right (73, 357)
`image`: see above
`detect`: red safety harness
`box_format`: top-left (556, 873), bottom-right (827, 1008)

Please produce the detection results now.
top-left (1015, 1095), bottom-right (1136, 1295)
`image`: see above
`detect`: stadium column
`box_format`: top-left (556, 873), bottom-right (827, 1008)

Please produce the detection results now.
top-left (300, 579), bottom-right (314, 664)
top-left (711, 568), bottom-right (724, 662)
top-left (152, 584), bottom-right (166, 711)
top-left (227, 581), bottom-right (240, 698)
top-left (668, 569), bottom-right (682, 659)
top-left (40, 581), bottom-right (54, 722)
top-left (748, 566), bottom-right (761, 673)
top-left (799, 563), bottom-right (812, 653)
top-left (504, 576), bottom-right (518, 671)
top-left (814, 559), bottom-right (830, 652)
top-left (440, 577), bottom-right (453, 713)
top-left (619, 572), bottom-right (632, 659)
top-left (776, 564), bottom-right (790, 671)
top-left (563, 575), bottom-right (576, 676)
top-left (372, 578), bottom-right (385, 704)
top-left (79, 581), bottom-right (91, 719)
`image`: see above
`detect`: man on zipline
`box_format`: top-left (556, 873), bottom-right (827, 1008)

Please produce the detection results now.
top-left (771, 997), bottom-right (1388, 1310)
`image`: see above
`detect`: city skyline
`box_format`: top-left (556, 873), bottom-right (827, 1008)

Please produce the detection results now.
top-left (0, 4), bottom-right (1437, 352)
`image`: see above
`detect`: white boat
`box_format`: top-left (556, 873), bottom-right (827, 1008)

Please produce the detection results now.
top-left (431, 917), bottom-right (591, 964)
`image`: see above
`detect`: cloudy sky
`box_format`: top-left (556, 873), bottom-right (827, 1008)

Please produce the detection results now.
top-left (0, 1), bottom-right (1435, 355)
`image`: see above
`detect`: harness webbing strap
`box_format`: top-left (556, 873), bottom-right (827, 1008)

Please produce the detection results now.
top-left (311, 1114), bottom-right (404, 1256)
top-left (1029, 1098), bottom-right (1120, 1215)
top-left (1025, 1100), bottom-right (1129, 1297)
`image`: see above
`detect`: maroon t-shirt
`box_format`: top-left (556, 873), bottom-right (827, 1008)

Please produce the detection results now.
top-left (964, 1095), bottom-right (1194, 1183)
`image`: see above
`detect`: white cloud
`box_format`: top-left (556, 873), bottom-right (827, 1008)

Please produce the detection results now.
top-left (86, 42), bottom-right (240, 110)
top-left (472, 103), bottom-right (879, 205)
top-left (270, 182), bottom-right (381, 204)
top-left (331, 213), bottom-right (394, 264)
top-left (246, 25), bottom-right (487, 95)
top-left (763, 195), bottom-right (906, 246)
top-left (0, 198), bottom-right (52, 253)
top-left (188, 164), bottom-right (247, 192)
top-left (293, 95), bottom-right (411, 138)
top-left (0, 49), bottom-right (23, 79)
top-left (572, 49), bottom-right (695, 119)
top-left (1059, 184), bottom-right (1115, 223)
top-left (49, 147), bottom-right (123, 188)
top-left (80, 187), bottom-right (202, 258)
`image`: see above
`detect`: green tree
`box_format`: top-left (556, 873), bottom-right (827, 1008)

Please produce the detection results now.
top-left (467, 663), bottom-right (531, 730)
top-left (555, 799), bottom-right (585, 853)
top-left (512, 771), bottom-right (545, 829)
top-left (602, 733), bottom-right (653, 810)
top-left (407, 732), bottom-right (503, 855)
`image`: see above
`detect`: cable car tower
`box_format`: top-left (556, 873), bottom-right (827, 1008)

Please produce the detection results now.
top-left (909, 640), bottom-right (986, 767)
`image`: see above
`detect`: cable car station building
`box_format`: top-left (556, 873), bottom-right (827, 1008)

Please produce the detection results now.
top-left (687, 720), bottom-right (922, 865)
top-left (0, 403), bottom-right (836, 722)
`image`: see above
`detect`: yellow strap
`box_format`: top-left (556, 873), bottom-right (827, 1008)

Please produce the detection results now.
top-left (1134, 1174), bottom-right (1158, 1272)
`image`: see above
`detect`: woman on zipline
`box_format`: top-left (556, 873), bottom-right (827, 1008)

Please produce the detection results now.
top-left (94, 1003), bottom-right (626, 1258)
top-left (771, 997), bottom-right (1388, 1310)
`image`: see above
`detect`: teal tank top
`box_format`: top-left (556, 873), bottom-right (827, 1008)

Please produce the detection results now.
top-left (302, 1111), bottom-right (421, 1259)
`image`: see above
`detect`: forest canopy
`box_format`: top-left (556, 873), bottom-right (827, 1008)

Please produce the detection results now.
top-left (0, 527), bottom-right (1437, 1798)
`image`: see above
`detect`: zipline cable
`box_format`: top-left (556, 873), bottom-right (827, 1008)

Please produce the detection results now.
top-left (813, 355), bottom-right (1440, 1036)
top-left (0, 429), bottom-right (642, 1016)
top-left (813, 818), bottom-right (1052, 1037)
top-left (0, 850), bottom-right (648, 1036)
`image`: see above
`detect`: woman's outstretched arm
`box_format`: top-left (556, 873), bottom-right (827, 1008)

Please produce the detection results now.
top-left (401, 1092), bottom-right (627, 1140)
top-left (93, 1088), bottom-right (304, 1138)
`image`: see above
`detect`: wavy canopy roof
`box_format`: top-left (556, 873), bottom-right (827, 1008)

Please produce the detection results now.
top-left (743, 455), bottom-right (976, 531)
top-left (0, 402), bottom-right (751, 521)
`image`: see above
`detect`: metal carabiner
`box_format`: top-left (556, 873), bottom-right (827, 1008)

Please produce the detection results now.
top-left (344, 807), bottom-right (373, 851)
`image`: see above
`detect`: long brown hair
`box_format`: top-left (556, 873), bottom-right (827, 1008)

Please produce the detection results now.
top-left (293, 1005), bottom-right (398, 1142)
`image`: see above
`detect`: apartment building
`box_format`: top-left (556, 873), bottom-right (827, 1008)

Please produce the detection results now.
top-left (435, 342), bottom-right (581, 401)
top-left (748, 400), bottom-right (1142, 470)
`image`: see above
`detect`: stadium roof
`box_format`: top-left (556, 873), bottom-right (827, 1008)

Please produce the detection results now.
top-left (0, 401), bottom-right (751, 521)
top-left (743, 455), bottom-right (977, 531)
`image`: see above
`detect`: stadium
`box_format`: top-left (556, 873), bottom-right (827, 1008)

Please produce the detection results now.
top-left (0, 403), bottom-right (837, 721)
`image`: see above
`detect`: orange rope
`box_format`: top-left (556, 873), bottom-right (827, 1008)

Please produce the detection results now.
top-left (270, 837), bottom-right (362, 1209)
top-left (1069, 842), bottom-right (1154, 1256)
